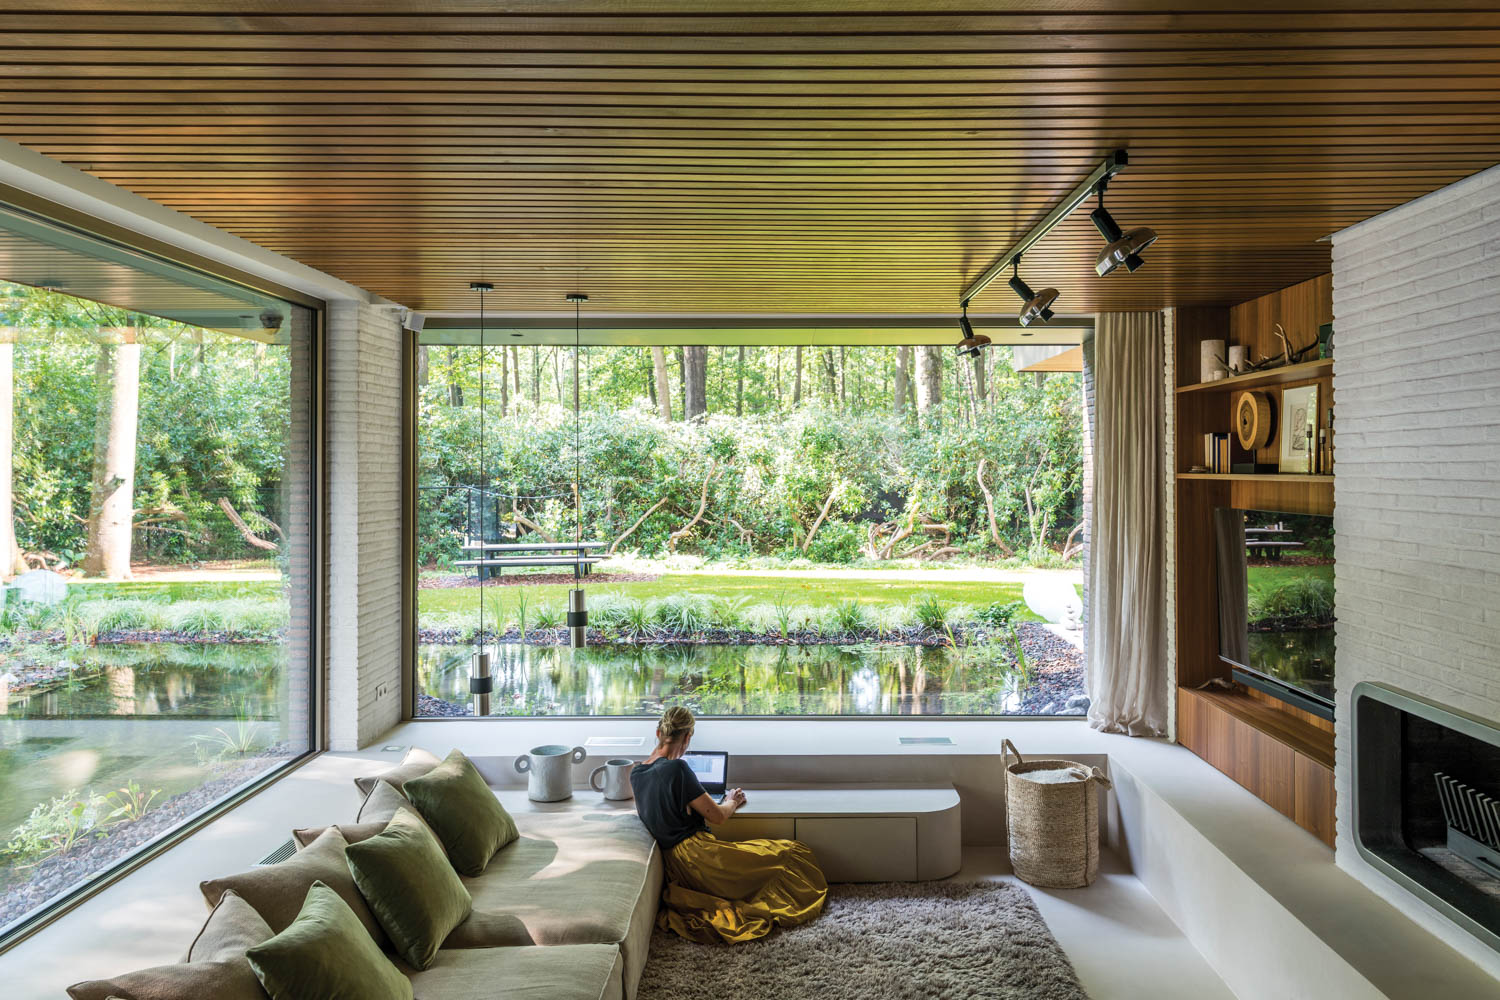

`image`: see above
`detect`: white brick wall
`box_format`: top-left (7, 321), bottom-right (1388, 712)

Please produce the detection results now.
top-left (325, 301), bottom-right (404, 750)
top-left (1331, 161), bottom-right (1500, 974)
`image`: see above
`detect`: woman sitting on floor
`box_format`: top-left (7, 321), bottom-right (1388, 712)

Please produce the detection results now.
top-left (630, 706), bottom-right (827, 944)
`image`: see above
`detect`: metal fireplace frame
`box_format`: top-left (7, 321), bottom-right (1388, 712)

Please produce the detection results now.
top-left (1352, 681), bottom-right (1500, 953)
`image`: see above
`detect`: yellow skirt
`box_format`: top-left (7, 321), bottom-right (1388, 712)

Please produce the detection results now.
top-left (658, 831), bottom-right (828, 944)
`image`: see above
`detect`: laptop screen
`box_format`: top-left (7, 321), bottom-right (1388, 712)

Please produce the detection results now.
top-left (683, 751), bottom-right (728, 795)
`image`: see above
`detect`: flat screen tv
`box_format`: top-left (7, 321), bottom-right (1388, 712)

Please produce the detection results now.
top-left (1213, 507), bottom-right (1335, 719)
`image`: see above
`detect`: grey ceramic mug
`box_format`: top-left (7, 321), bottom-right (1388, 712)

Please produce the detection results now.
top-left (589, 758), bottom-right (636, 800)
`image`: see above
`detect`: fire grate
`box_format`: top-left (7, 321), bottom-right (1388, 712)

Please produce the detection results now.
top-left (1435, 772), bottom-right (1500, 880)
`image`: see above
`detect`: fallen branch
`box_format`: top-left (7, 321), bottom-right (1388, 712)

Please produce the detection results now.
top-left (975, 459), bottom-right (1015, 557)
top-left (218, 498), bottom-right (278, 552)
top-left (511, 511), bottom-right (556, 544)
top-left (1059, 522), bottom-right (1084, 561)
top-left (668, 460), bottom-right (720, 552)
top-left (609, 498), bottom-right (669, 555)
top-left (800, 478), bottom-right (841, 554)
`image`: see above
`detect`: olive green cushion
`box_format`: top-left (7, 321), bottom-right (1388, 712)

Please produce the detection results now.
top-left (402, 750), bottom-right (518, 877)
top-left (67, 891), bottom-right (273, 1000)
top-left (353, 747), bottom-right (441, 797)
top-left (345, 807), bottom-right (473, 970)
top-left (200, 827), bottom-right (389, 950)
top-left (246, 881), bottom-right (412, 1000)
top-left (294, 782), bottom-right (445, 856)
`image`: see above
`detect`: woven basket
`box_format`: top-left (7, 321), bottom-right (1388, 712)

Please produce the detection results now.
top-left (1002, 739), bottom-right (1113, 888)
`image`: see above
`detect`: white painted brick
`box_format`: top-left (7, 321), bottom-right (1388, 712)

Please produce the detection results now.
top-left (326, 302), bottom-right (404, 751)
top-left (1330, 160), bottom-right (1500, 977)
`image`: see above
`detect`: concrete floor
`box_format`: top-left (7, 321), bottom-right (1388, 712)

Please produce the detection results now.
top-left (1, 747), bottom-right (1232, 1000)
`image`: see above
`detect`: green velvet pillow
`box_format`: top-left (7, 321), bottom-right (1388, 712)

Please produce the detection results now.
top-left (402, 750), bottom-right (519, 877)
top-left (246, 881), bottom-right (412, 1000)
top-left (345, 807), bottom-right (473, 970)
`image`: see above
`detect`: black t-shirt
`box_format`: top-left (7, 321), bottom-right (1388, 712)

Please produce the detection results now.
top-left (630, 758), bottom-right (709, 850)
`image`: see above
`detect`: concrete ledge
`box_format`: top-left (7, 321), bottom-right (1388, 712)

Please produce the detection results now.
top-left (1107, 738), bottom-right (1500, 1000)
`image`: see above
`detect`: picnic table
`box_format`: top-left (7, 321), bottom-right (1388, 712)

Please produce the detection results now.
top-left (455, 540), bottom-right (606, 579)
top-left (1245, 526), bottom-right (1303, 561)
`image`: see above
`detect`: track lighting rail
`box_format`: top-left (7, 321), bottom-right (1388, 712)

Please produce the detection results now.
top-left (959, 149), bottom-right (1129, 308)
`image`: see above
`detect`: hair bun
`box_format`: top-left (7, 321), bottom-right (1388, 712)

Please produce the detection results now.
top-left (658, 705), bottom-right (695, 742)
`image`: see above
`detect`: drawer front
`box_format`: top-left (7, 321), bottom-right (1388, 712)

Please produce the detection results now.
top-left (718, 816), bottom-right (797, 842)
top-left (795, 817), bottom-right (916, 882)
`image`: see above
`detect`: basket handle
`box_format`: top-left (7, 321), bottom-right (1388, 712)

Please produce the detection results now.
top-left (1085, 766), bottom-right (1113, 791)
top-left (1001, 739), bottom-right (1023, 767)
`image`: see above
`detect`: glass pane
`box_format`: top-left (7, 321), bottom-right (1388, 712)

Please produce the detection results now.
top-left (0, 209), bottom-right (315, 940)
top-left (414, 343), bottom-right (1085, 718)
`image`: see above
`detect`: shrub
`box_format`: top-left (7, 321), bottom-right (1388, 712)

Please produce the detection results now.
top-left (3, 789), bottom-right (110, 866)
top-left (533, 604), bottom-right (564, 629)
top-left (829, 599), bottom-right (872, 635)
top-left (173, 602), bottom-right (228, 634)
top-left (82, 600), bottom-right (151, 634)
top-left (707, 595), bottom-right (750, 630)
top-left (978, 600), bottom-right (1025, 629)
top-left (654, 594), bottom-right (709, 634)
top-left (911, 594), bottom-right (948, 631)
top-left (1249, 576), bottom-right (1334, 625)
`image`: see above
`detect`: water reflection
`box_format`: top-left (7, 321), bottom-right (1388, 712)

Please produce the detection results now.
top-left (1247, 627), bottom-right (1335, 701)
top-left (417, 642), bottom-right (1054, 717)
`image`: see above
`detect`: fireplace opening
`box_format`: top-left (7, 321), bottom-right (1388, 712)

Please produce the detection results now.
top-left (1354, 683), bottom-right (1500, 952)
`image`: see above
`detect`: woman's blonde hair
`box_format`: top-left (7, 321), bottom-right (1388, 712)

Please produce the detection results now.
top-left (657, 705), bottom-right (695, 746)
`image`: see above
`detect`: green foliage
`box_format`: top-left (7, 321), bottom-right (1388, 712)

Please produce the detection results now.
top-left (532, 603), bottom-right (564, 629)
top-left (104, 780), bottom-right (163, 824)
top-left (1249, 576), bottom-right (1335, 625)
top-left (829, 599), bottom-right (871, 635)
top-left (911, 594), bottom-right (949, 631)
top-left (3, 789), bottom-right (110, 866)
top-left (190, 701), bottom-right (264, 761)
top-left (653, 594), bottom-right (709, 634)
top-left (978, 600), bottom-right (1026, 629)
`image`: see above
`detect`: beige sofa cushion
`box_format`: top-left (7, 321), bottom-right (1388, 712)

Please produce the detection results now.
top-left (449, 804), bottom-right (661, 998)
top-left (354, 747), bottom-right (442, 797)
top-left (67, 890), bottom-right (272, 1000)
top-left (403, 943), bottom-right (623, 1000)
top-left (200, 827), bottom-right (389, 950)
top-left (293, 782), bottom-right (444, 855)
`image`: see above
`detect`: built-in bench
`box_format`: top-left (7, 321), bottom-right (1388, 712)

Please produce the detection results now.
top-left (456, 540), bottom-right (605, 577)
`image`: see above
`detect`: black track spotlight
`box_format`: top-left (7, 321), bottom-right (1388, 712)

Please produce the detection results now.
top-left (1006, 257), bottom-right (1057, 329)
top-left (1091, 179), bottom-right (1157, 276)
top-left (956, 305), bottom-right (991, 357)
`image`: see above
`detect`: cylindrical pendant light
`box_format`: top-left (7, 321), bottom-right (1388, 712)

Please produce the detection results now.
top-left (469, 280), bottom-right (494, 714)
top-left (566, 293), bottom-right (589, 650)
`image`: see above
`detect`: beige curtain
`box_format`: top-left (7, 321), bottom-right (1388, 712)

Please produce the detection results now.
top-left (1085, 312), bottom-right (1168, 736)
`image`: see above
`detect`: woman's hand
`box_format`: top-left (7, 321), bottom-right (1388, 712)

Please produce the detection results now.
top-left (726, 787), bottom-right (747, 808)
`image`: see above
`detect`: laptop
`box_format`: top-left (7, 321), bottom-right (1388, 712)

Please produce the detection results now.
top-left (683, 750), bottom-right (729, 797)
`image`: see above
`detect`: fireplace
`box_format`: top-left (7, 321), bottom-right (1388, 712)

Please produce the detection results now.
top-left (1353, 682), bottom-right (1500, 952)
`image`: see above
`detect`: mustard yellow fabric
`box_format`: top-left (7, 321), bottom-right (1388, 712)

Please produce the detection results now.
top-left (658, 832), bottom-right (827, 944)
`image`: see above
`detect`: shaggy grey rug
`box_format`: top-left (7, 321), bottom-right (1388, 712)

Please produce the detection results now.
top-left (637, 880), bottom-right (1089, 1000)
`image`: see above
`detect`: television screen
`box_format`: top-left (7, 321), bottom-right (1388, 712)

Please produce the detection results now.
top-left (1214, 508), bottom-right (1335, 716)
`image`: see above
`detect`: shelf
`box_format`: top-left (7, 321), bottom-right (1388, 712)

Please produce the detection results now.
top-left (1175, 358), bottom-right (1332, 395)
top-left (1177, 473), bottom-right (1333, 482)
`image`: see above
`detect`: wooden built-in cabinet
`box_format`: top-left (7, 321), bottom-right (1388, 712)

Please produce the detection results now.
top-left (1172, 274), bottom-right (1337, 847)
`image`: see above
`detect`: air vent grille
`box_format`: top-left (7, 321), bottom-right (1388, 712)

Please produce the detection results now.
top-left (257, 838), bottom-right (296, 866)
top-left (586, 736), bottom-right (645, 748)
top-left (899, 736), bottom-right (955, 746)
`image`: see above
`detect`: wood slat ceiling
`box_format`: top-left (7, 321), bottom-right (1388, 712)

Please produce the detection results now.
top-left (3, 1), bottom-right (1499, 316)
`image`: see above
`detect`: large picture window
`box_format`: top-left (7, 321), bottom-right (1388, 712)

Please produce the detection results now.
top-left (412, 336), bottom-right (1085, 719)
top-left (0, 202), bottom-right (317, 943)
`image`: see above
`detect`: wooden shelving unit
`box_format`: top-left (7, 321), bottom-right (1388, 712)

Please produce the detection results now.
top-left (1172, 274), bottom-right (1336, 848)
top-left (1177, 473), bottom-right (1333, 482)
top-left (1175, 358), bottom-right (1333, 395)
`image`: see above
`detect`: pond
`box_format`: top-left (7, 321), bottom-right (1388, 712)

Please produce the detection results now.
top-left (1, 643), bottom-right (304, 889)
top-left (416, 632), bottom-right (1086, 717)
top-left (1246, 626), bottom-right (1336, 702)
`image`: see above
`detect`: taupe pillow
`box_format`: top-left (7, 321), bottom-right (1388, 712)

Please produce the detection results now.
top-left (345, 808), bottom-right (473, 970)
top-left (67, 890), bottom-right (272, 1000)
top-left (353, 747), bottom-right (441, 797)
top-left (246, 881), bottom-right (412, 1000)
top-left (403, 750), bottom-right (519, 877)
top-left (293, 783), bottom-right (446, 853)
top-left (200, 827), bottom-right (389, 950)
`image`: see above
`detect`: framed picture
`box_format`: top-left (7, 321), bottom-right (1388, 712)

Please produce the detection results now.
top-left (1278, 385), bottom-right (1319, 473)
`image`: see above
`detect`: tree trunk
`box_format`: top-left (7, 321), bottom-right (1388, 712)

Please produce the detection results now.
top-left (83, 325), bottom-right (141, 579)
top-left (893, 345), bottom-right (910, 416)
top-left (915, 345), bottom-right (943, 420)
top-left (415, 345), bottom-right (429, 386)
top-left (683, 346), bottom-right (707, 421)
top-left (511, 346), bottom-right (522, 402)
top-left (735, 346), bottom-right (746, 416)
top-left (792, 346), bottom-right (803, 405)
top-left (0, 328), bottom-right (25, 576)
top-left (498, 344), bottom-right (508, 416)
top-left (839, 346), bottom-right (847, 404)
top-left (531, 346), bottom-right (540, 403)
top-left (822, 348), bottom-right (838, 403)
top-left (651, 346), bottom-right (672, 420)
top-left (972, 351), bottom-right (987, 408)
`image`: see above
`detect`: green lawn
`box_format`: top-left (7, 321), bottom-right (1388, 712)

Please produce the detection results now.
top-left (1247, 563), bottom-right (1333, 598)
top-left (419, 572), bottom-right (1035, 618)
top-left (63, 579), bottom-right (282, 600)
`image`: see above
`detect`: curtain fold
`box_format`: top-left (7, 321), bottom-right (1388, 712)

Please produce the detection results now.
top-left (1085, 312), bottom-right (1168, 736)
